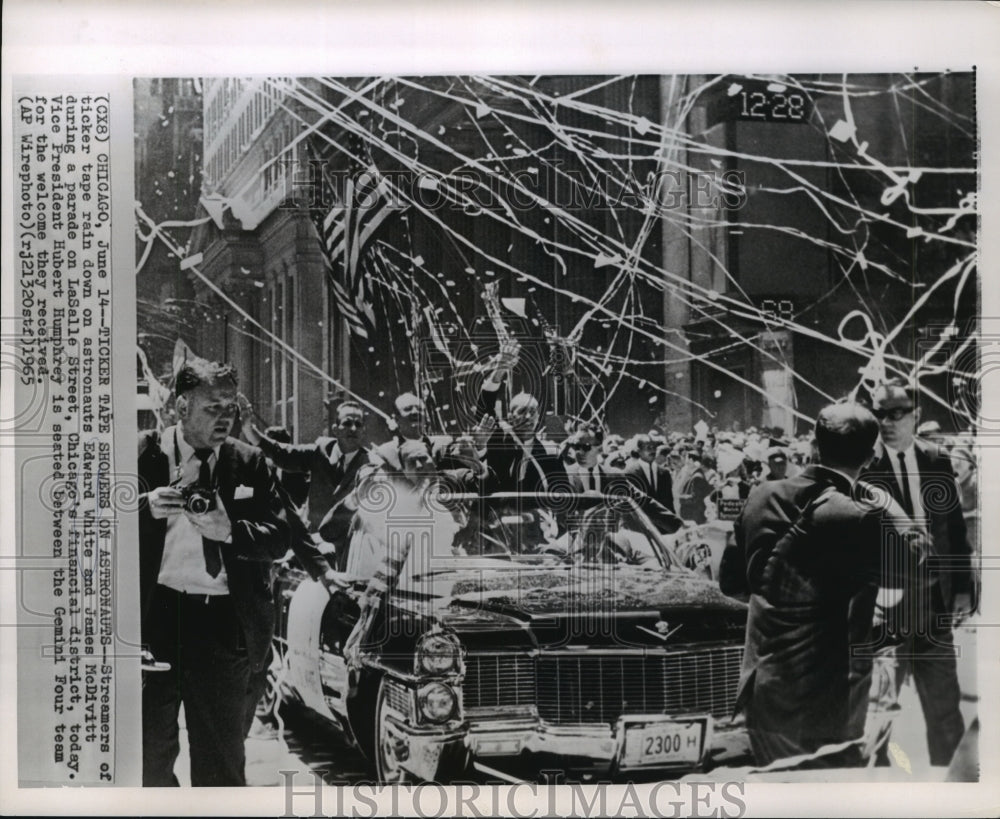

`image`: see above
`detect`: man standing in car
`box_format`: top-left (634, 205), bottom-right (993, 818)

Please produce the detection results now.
top-left (242, 400), bottom-right (370, 570)
top-left (477, 338), bottom-right (568, 495)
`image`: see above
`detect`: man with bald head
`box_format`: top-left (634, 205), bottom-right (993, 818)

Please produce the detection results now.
top-left (733, 401), bottom-right (925, 766)
top-left (862, 379), bottom-right (973, 766)
top-left (477, 338), bottom-right (568, 495)
top-left (369, 391), bottom-right (451, 473)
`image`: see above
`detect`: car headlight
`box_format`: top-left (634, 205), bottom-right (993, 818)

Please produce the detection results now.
top-left (417, 682), bottom-right (458, 723)
top-left (415, 629), bottom-right (462, 675)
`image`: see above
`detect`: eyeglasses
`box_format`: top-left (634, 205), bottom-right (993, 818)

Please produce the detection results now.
top-left (338, 419), bottom-right (364, 429)
top-left (573, 443), bottom-right (593, 452)
top-left (873, 406), bottom-right (914, 422)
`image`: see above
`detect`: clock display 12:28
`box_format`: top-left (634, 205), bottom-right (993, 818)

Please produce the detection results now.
top-left (736, 84), bottom-right (812, 123)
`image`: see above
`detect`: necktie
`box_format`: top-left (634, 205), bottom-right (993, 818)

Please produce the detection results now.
top-left (195, 449), bottom-right (223, 578)
top-left (591, 468), bottom-right (600, 493)
top-left (897, 451), bottom-right (914, 517)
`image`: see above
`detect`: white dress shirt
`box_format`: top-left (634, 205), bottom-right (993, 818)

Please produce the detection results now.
top-left (574, 464), bottom-right (601, 492)
top-left (157, 425), bottom-right (230, 595)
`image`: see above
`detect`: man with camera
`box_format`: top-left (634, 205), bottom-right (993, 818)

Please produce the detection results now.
top-left (138, 360), bottom-right (291, 786)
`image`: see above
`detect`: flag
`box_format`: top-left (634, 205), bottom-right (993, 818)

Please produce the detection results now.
top-left (308, 144), bottom-right (399, 339)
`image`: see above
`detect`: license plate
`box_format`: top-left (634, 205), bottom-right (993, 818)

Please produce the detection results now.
top-left (619, 718), bottom-right (707, 768)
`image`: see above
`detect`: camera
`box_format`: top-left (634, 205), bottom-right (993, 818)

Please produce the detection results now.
top-left (177, 483), bottom-right (216, 515)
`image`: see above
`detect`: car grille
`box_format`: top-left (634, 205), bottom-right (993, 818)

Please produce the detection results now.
top-left (462, 653), bottom-right (536, 709)
top-left (464, 646), bottom-right (741, 725)
top-left (384, 678), bottom-right (413, 717)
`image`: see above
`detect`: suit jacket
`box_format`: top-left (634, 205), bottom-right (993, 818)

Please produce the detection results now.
top-left (623, 459), bottom-right (675, 512)
top-left (621, 460), bottom-right (681, 533)
top-left (138, 429), bottom-right (291, 671)
top-left (256, 435), bottom-right (369, 546)
top-left (678, 467), bottom-right (712, 524)
top-left (567, 463), bottom-right (619, 494)
top-left (733, 465), bottom-right (924, 759)
top-left (482, 429), bottom-right (569, 495)
top-left (862, 439), bottom-right (972, 611)
top-left (476, 385), bottom-right (568, 495)
top-left (369, 434), bottom-right (452, 471)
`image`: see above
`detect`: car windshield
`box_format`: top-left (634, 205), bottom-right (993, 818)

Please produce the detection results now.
top-left (399, 492), bottom-right (682, 575)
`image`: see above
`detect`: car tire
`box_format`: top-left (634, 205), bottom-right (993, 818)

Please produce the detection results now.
top-left (375, 677), bottom-right (413, 784)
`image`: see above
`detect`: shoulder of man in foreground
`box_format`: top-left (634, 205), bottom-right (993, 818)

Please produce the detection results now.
top-left (224, 434), bottom-right (269, 462)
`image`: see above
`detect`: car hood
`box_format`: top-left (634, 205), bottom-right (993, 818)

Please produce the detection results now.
top-left (391, 565), bottom-right (746, 644)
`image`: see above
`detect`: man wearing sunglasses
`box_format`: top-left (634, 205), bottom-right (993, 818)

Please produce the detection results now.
top-left (566, 427), bottom-right (608, 492)
top-left (862, 379), bottom-right (974, 767)
top-left (242, 400), bottom-right (370, 571)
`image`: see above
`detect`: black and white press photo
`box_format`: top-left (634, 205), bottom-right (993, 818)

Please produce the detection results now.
top-left (131, 72), bottom-right (980, 788)
top-left (7, 3), bottom-right (1000, 816)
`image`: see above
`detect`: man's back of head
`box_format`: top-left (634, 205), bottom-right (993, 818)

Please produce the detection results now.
top-left (814, 402), bottom-right (880, 476)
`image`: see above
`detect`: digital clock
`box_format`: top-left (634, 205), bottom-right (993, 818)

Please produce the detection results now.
top-left (705, 80), bottom-right (814, 126)
top-left (736, 86), bottom-right (811, 122)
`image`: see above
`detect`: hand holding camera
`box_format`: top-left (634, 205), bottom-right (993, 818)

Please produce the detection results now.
top-left (185, 488), bottom-right (232, 542)
top-left (149, 479), bottom-right (232, 541)
top-left (147, 485), bottom-right (186, 519)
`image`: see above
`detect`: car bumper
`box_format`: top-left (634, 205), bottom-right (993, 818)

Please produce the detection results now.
top-left (389, 710), bottom-right (746, 781)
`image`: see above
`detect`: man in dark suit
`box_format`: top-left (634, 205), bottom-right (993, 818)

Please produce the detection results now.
top-left (139, 360), bottom-right (290, 786)
top-left (862, 380), bottom-right (973, 766)
top-left (733, 402), bottom-right (924, 766)
top-left (678, 451), bottom-right (713, 524)
top-left (565, 427), bottom-right (616, 493)
top-left (623, 434), bottom-right (675, 509)
top-left (243, 400), bottom-right (370, 571)
top-left (476, 339), bottom-right (568, 496)
top-left (621, 434), bottom-right (682, 534)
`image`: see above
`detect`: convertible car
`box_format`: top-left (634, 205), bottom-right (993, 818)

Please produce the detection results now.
top-left (262, 489), bottom-right (756, 783)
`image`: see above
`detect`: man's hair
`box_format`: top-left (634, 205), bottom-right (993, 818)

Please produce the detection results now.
top-left (510, 391), bottom-right (540, 412)
top-left (624, 434), bottom-right (653, 458)
top-left (814, 402), bottom-right (880, 469)
top-left (394, 392), bottom-right (422, 414)
top-left (873, 378), bottom-right (918, 410)
top-left (174, 360), bottom-right (237, 397)
top-left (571, 420), bottom-right (604, 447)
top-left (265, 425), bottom-right (291, 443)
top-left (398, 438), bottom-right (432, 464)
top-left (336, 401), bottom-right (365, 419)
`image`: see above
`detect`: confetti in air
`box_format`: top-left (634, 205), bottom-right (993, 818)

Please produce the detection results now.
top-left (135, 73), bottom-right (976, 430)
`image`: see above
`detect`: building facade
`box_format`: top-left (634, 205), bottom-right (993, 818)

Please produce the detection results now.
top-left (183, 73), bottom-right (976, 468)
